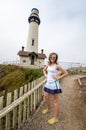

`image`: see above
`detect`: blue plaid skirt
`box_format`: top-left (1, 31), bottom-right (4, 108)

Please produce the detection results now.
top-left (44, 80), bottom-right (62, 94)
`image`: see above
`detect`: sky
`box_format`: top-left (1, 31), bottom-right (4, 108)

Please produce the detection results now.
top-left (0, 0), bottom-right (86, 64)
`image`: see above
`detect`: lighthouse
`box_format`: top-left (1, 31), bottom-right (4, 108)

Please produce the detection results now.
top-left (18, 8), bottom-right (46, 68)
top-left (26, 8), bottom-right (40, 53)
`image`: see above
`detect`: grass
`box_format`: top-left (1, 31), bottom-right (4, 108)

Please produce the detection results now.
top-left (0, 64), bottom-right (43, 96)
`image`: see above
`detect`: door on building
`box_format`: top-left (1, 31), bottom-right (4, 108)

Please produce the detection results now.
top-left (31, 55), bottom-right (34, 65)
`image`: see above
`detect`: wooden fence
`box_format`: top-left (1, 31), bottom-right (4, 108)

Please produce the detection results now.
top-left (0, 76), bottom-right (46, 130)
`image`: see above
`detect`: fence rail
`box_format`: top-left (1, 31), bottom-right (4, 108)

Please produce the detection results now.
top-left (0, 76), bottom-right (46, 130)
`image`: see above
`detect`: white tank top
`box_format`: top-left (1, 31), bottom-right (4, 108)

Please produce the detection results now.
top-left (47, 64), bottom-right (58, 82)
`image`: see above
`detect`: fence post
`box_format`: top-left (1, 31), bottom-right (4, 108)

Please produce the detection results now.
top-left (6, 92), bottom-right (12, 130)
top-left (27, 83), bottom-right (30, 120)
top-left (18, 87), bottom-right (23, 129)
top-left (13, 89), bottom-right (18, 130)
top-left (0, 96), bottom-right (4, 130)
top-left (34, 80), bottom-right (36, 111)
top-left (23, 84), bottom-right (27, 123)
top-left (30, 81), bottom-right (34, 113)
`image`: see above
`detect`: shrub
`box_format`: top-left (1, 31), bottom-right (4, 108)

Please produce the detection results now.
top-left (0, 65), bottom-right (43, 95)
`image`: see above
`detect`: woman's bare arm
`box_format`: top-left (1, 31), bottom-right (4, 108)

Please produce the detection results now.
top-left (43, 65), bottom-right (48, 77)
top-left (56, 64), bottom-right (68, 80)
top-left (53, 64), bottom-right (68, 80)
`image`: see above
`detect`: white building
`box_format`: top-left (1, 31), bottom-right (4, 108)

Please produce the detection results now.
top-left (18, 8), bottom-right (46, 68)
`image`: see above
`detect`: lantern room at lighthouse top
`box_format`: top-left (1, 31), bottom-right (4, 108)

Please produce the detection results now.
top-left (28, 8), bottom-right (41, 25)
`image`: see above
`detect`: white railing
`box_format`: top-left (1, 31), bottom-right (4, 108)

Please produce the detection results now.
top-left (59, 61), bottom-right (86, 69)
top-left (0, 76), bottom-right (46, 130)
top-left (3, 60), bottom-right (20, 65)
top-left (1, 60), bottom-right (86, 70)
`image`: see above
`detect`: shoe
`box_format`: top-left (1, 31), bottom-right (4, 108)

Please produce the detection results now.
top-left (48, 118), bottom-right (59, 125)
top-left (42, 109), bottom-right (49, 114)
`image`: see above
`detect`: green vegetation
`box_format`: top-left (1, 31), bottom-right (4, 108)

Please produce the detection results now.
top-left (0, 64), bottom-right (43, 95)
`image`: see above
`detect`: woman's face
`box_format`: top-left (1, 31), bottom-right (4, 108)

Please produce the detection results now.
top-left (50, 55), bottom-right (57, 63)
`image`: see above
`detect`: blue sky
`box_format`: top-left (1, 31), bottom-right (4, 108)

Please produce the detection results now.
top-left (0, 0), bottom-right (86, 63)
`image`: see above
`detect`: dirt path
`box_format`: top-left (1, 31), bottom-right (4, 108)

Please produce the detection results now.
top-left (21, 75), bottom-right (86, 130)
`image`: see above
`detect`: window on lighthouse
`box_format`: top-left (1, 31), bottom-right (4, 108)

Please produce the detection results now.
top-left (32, 39), bottom-right (34, 46)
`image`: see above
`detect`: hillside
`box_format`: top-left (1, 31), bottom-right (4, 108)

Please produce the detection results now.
top-left (0, 64), bottom-right (43, 96)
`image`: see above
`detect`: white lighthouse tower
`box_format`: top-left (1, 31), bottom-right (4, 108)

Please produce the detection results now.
top-left (18, 8), bottom-right (46, 68)
top-left (26, 8), bottom-right (40, 53)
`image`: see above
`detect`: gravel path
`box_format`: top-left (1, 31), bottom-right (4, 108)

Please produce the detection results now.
top-left (20, 75), bottom-right (86, 130)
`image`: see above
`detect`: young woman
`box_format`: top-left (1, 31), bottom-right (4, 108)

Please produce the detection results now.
top-left (42, 52), bottom-right (68, 125)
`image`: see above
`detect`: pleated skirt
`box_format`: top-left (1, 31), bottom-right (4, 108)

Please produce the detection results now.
top-left (44, 80), bottom-right (62, 94)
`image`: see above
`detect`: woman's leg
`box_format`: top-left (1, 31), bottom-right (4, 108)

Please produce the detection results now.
top-left (44, 91), bottom-right (50, 110)
top-left (52, 94), bottom-right (59, 119)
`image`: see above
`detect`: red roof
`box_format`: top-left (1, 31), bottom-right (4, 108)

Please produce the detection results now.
top-left (17, 51), bottom-right (47, 59)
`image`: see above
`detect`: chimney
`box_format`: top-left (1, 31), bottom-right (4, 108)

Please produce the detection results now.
top-left (22, 46), bottom-right (24, 51)
top-left (41, 49), bottom-right (44, 54)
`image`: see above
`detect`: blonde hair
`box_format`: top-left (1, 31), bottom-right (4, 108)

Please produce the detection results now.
top-left (48, 52), bottom-right (58, 65)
